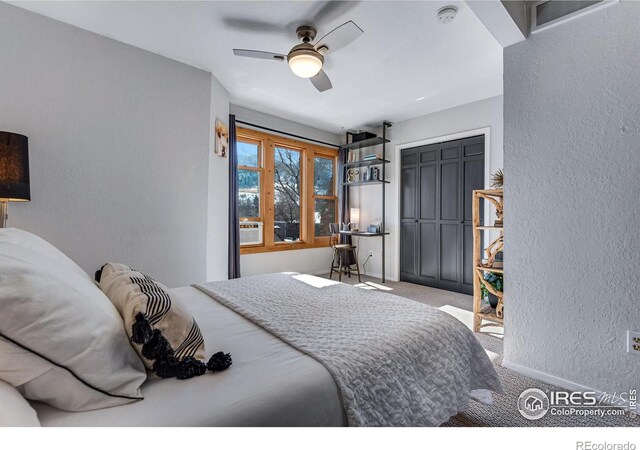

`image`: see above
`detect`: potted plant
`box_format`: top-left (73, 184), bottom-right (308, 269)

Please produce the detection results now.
top-left (481, 272), bottom-right (503, 309)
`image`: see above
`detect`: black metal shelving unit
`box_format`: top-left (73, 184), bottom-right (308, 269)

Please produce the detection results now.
top-left (342, 158), bottom-right (390, 169)
top-left (339, 180), bottom-right (389, 187)
top-left (340, 121), bottom-right (392, 282)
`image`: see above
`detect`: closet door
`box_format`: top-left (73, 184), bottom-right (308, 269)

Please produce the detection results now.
top-left (399, 149), bottom-right (419, 283)
top-left (436, 140), bottom-right (463, 292)
top-left (461, 137), bottom-right (485, 294)
top-left (416, 145), bottom-right (439, 288)
top-left (400, 136), bottom-right (484, 295)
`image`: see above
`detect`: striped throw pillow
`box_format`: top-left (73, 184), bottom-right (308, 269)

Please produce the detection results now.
top-left (97, 263), bottom-right (231, 380)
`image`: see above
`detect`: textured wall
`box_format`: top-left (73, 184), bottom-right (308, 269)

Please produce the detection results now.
top-left (503, 1), bottom-right (640, 392)
top-left (0, 4), bottom-right (212, 287)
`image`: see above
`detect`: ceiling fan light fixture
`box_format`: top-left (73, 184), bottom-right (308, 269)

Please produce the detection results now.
top-left (287, 45), bottom-right (323, 78)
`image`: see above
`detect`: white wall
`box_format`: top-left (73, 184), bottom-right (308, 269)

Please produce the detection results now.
top-left (355, 95), bottom-right (504, 281)
top-left (503, 1), bottom-right (639, 394)
top-left (0, 4), bottom-right (213, 287)
top-left (206, 77), bottom-right (230, 281)
top-left (230, 104), bottom-right (341, 277)
top-left (240, 247), bottom-right (335, 277)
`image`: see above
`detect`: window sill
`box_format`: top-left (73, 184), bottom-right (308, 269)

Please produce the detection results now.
top-left (240, 240), bottom-right (331, 255)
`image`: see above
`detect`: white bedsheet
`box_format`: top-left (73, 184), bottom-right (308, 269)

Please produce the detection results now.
top-left (32, 286), bottom-right (345, 427)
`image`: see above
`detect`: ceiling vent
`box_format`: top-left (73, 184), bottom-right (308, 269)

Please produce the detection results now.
top-left (531, 0), bottom-right (617, 34)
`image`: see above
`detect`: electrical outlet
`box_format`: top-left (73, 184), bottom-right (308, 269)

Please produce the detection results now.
top-left (627, 330), bottom-right (640, 355)
top-left (369, 251), bottom-right (374, 258)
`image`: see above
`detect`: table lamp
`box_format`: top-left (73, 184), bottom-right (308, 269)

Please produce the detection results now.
top-left (350, 207), bottom-right (360, 231)
top-left (0, 132), bottom-right (30, 228)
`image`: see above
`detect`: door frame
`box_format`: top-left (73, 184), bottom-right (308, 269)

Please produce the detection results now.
top-left (393, 127), bottom-right (493, 283)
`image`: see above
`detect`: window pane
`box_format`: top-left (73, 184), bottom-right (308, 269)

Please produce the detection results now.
top-left (315, 199), bottom-right (336, 237)
top-left (238, 169), bottom-right (260, 218)
top-left (238, 141), bottom-right (259, 167)
top-left (314, 157), bottom-right (334, 195)
top-left (274, 147), bottom-right (301, 242)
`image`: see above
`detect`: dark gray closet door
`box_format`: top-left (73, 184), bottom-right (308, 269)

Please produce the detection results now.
top-left (400, 135), bottom-right (484, 295)
top-left (461, 138), bottom-right (485, 293)
top-left (399, 149), bottom-right (419, 282)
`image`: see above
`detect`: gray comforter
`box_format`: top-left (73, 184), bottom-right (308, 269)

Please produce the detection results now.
top-left (195, 273), bottom-right (502, 426)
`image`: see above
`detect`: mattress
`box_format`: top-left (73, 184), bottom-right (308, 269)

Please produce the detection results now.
top-left (32, 286), bottom-right (346, 427)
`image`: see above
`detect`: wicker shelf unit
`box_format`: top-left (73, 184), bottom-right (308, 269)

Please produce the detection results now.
top-left (472, 189), bottom-right (504, 332)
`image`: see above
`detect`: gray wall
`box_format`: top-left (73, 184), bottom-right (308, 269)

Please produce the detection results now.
top-left (207, 77), bottom-right (230, 281)
top-left (230, 104), bottom-right (341, 146)
top-left (503, 1), bottom-right (639, 393)
top-left (356, 95), bottom-right (504, 280)
top-left (0, 3), bottom-right (212, 287)
top-left (501, 1), bottom-right (529, 37)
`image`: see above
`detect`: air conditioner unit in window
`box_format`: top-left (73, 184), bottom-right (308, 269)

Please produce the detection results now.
top-left (239, 221), bottom-right (263, 245)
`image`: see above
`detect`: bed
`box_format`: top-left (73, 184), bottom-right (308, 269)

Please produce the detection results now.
top-left (32, 285), bottom-right (346, 427)
top-left (0, 227), bottom-right (500, 427)
top-left (31, 273), bottom-right (501, 427)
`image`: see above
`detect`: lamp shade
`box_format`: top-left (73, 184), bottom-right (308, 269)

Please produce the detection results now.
top-left (0, 132), bottom-right (30, 202)
top-left (350, 207), bottom-right (360, 225)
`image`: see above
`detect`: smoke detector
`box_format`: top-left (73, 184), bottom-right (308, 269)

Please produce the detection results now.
top-left (437, 6), bottom-right (458, 25)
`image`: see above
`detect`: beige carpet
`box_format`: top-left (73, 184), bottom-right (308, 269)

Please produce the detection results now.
top-left (325, 273), bottom-right (639, 427)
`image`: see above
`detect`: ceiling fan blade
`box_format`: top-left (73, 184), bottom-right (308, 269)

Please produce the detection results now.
top-left (310, 70), bottom-right (333, 92)
top-left (309, 1), bottom-right (361, 26)
top-left (223, 18), bottom-right (284, 35)
top-left (314, 20), bottom-right (363, 54)
top-left (233, 49), bottom-right (286, 61)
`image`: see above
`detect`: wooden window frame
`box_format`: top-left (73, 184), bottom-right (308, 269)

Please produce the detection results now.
top-left (237, 135), bottom-right (264, 223)
top-left (237, 127), bottom-right (338, 255)
top-left (311, 154), bottom-right (338, 246)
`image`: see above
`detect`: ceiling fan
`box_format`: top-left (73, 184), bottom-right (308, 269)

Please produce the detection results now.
top-left (233, 20), bottom-right (364, 92)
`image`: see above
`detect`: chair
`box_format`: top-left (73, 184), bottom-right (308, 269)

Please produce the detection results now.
top-left (328, 223), bottom-right (361, 282)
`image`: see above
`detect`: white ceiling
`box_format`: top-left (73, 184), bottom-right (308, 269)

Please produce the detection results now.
top-left (10, 1), bottom-right (504, 133)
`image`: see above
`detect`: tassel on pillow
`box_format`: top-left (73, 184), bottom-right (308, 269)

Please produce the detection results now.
top-left (133, 316), bottom-right (231, 380)
top-left (131, 313), bottom-right (153, 345)
top-left (207, 352), bottom-right (233, 372)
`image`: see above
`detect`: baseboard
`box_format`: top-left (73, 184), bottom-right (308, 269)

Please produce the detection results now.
top-left (313, 269), bottom-right (399, 283)
top-left (309, 269), bottom-right (331, 276)
top-left (501, 359), bottom-right (598, 393)
top-left (500, 359), bottom-right (628, 407)
top-left (360, 271), bottom-right (400, 282)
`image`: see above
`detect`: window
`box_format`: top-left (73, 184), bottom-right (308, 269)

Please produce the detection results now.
top-left (274, 147), bottom-right (301, 242)
top-left (313, 156), bottom-right (336, 237)
top-left (237, 127), bottom-right (338, 254)
top-left (237, 139), bottom-right (262, 220)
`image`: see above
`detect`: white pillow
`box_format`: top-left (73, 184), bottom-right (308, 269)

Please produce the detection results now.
top-left (0, 228), bottom-right (147, 411)
top-left (0, 380), bottom-right (39, 427)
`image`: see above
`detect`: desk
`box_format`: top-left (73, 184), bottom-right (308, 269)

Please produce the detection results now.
top-left (339, 231), bottom-right (390, 237)
top-left (338, 230), bottom-right (390, 282)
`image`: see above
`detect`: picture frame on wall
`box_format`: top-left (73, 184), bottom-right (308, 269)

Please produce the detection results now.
top-left (215, 119), bottom-right (229, 158)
